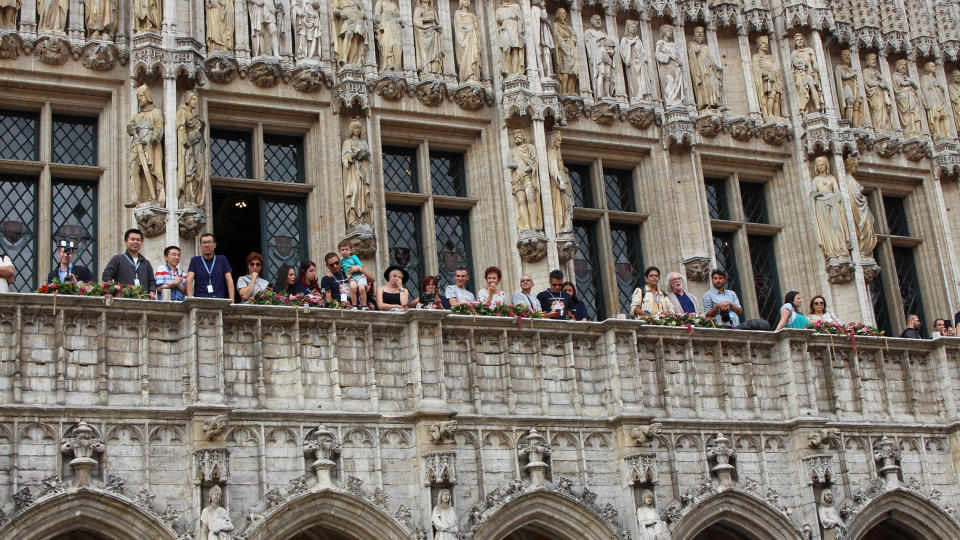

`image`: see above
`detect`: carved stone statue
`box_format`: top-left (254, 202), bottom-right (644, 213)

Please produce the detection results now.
top-left (893, 59), bottom-right (923, 137)
top-left (342, 119), bottom-right (372, 231)
top-left (792, 33), bottom-right (823, 114)
top-left (294, 0), bottom-right (322, 59)
top-left (177, 91), bottom-right (206, 208)
top-left (530, 0), bottom-right (554, 78)
top-left (374, 0), bottom-right (403, 72)
top-left (133, 0), bottom-right (162, 33)
top-left (332, 0), bottom-right (366, 67)
top-left (818, 489), bottom-right (844, 540)
top-left (414, 0), bottom-right (443, 76)
top-left (126, 85), bottom-right (165, 208)
top-left (432, 489), bottom-right (459, 540)
top-left (0, 0), bottom-right (18, 30)
top-left (655, 25), bottom-right (684, 106)
top-left (631, 423), bottom-right (662, 446)
top-left (687, 26), bottom-right (723, 112)
top-left (82, 0), bottom-right (117, 40)
top-left (547, 130), bottom-right (573, 236)
top-left (205, 0), bottom-right (235, 53)
top-left (496, 0), bottom-right (524, 78)
top-left (951, 70), bottom-right (960, 133)
top-left (752, 35), bottom-right (784, 120)
top-left (61, 422), bottom-right (105, 488)
top-left (428, 420), bottom-right (458, 444)
top-left (921, 61), bottom-right (950, 139)
top-left (636, 489), bottom-right (667, 540)
top-left (38, 0), bottom-right (68, 35)
top-left (248, 0), bottom-right (282, 57)
top-left (553, 8), bottom-right (579, 95)
top-left (508, 129), bottom-right (543, 233)
top-left (835, 49), bottom-right (864, 126)
top-left (811, 156), bottom-right (850, 261)
top-left (196, 485), bottom-right (234, 540)
top-left (584, 14), bottom-right (616, 100)
top-left (453, 0), bottom-right (481, 83)
top-left (862, 53), bottom-right (892, 132)
top-left (620, 20), bottom-right (650, 101)
top-left (844, 156), bottom-right (876, 257)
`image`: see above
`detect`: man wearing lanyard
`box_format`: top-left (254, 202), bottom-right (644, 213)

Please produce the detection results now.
top-left (187, 233), bottom-right (235, 301)
top-left (510, 274), bottom-right (540, 312)
top-left (536, 269), bottom-right (573, 319)
top-left (101, 228), bottom-right (157, 299)
top-left (320, 252), bottom-right (351, 304)
top-left (46, 240), bottom-right (93, 283)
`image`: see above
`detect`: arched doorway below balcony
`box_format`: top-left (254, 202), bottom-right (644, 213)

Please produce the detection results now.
top-left (691, 522), bottom-right (754, 539)
top-left (501, 526), bottom-right (569, 540)
top-left (50, 533), bottom-right (111, 540)
top-left (860, 520), bottom-right (920, 540)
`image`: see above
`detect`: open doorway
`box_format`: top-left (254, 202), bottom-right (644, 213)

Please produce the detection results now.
top-left (212, 191), bottom-right (262, 284)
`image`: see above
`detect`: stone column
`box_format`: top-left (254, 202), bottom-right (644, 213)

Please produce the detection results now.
top-left (737, 27), bottom-right (761, 117)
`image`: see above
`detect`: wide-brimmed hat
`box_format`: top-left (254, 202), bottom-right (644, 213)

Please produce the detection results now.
top-left (383, 265), bottom-right (409, 283)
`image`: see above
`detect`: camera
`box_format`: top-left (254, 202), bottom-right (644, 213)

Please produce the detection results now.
top-left (58, 240), bottom-right (76, 253)
top-left (422, 291), bottom-right (436, 304)
top-left (720, 312), bottom-right (731, 323)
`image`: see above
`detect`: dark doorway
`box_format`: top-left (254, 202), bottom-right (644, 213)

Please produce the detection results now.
top-left (692, 523), bottom-right (751, 540)
top-left (862, 520), bottom-right (920, 540)
top-left (50, 532), bottom-right (110, 540)
top-left (289, 525), bottom-right (360, 540)
top-left (502, 527), bottom-right (565, 540)
top-left (213, 191), bottom-right (262, 288)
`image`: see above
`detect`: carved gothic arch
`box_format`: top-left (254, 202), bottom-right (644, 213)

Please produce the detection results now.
top-left (471, 490), bottom-right (620, 540)
top-left (670, 490), bottom-right (804, 540)
top-left (844, 488), bottom-right (960, 540)
top-left (0, 488), bottom-right (178, 540)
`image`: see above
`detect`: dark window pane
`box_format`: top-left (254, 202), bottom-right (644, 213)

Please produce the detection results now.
top-left (574, 221), bottom-right (604, 319)
top-left (430, 151), bottom-right (466, 197)
top-left (884, 196), bottom-right (909, 236)
top-left (435, 210), bottom-right (472, 292)
top-left (610, 225), bottom-right (643, 315)
top-left (870, 271), bottom-right (892, 336)
top-left (387, 206), bottom-right (424, 297)
top-left (713, 232), bottom-right (740, 296)
top-left (264, 135), bottom-right (304, 183)
top-left (0, 111), bottom-right (39, 161)
top-left (51, 180), bottom-right (98, 278)
top-left (382, 146), bottom-right (418, 193)
top-left (0, 177), bottom-right (37, 291)
top-left (740, 182), bottom-right (768, 223)
top-left (210, 129), bottom-right (251, 178)
top-left (893, 246), bottom-right (925, 335)
top-left (704, 178), bottom-right (728, 220)
top-left (748, 235), bottom-right (781, 326)
top-left (52, 115), bottom-right (97, 166)
top-left (568, 164), bottom-right (592, 208)
top-left (260, 198), bottom-right (307, 281)
top-left (604, 168), bottom-right (635, 212)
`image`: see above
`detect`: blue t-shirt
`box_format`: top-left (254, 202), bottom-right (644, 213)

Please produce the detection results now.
top-left (569, 301), bottom-right (591, 321)
top-left (536, 289), bottom-right (573, 315)
top-left (676, 292), bottom-right (696, 314)
top-left (340, 254), bottom-right (362, 276)
top-left (188, 255), bottom-right (232, 298)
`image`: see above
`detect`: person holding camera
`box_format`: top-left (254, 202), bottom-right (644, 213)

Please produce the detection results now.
top-left (410, 275), bottom-right (450, 310)
top-left (703, 269), bottom-right (743, 328)
top-left (47, 240), bottom-right (93, 284)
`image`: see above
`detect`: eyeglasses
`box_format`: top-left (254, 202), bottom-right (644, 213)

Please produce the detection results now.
top-left (813, 301), bottom-right (825, 305)
top-left (200, 241), bottom-right (215, 245)
top-left (249, 262), bottom-right (261, 267)
top-left (327, 262), bottom-right (339, 268)
top-left (520, 279), bottom-right (532, 282)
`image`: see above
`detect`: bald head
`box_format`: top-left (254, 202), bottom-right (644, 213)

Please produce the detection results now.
top-left (520, 274), bottom-right (534, 293)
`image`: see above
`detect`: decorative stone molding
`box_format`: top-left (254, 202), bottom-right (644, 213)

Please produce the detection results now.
top-left (626, 102), bottom-right (659, 130)
top-left (370, 73), bottom-right (410, 101)
top-left (80, 41), bottom-right (123, 71)
top-left (423, 451), bottom-right (457, 486)
top-left (901, 138), bottom-right (932, 161)
top-left (33, 35), bottom-right (70, 65)
top-left (428, 420), bottom-right (458, 444)
top-left (826, 257), bottom-right (855, 284)
top-left (133, 205), bottom-right (167, 238)
top-left (587, 100), bottom-right (621, 125)
top-left (626, 453), bottom-right (659, 486)
top-left (783, 4), bottom-right (835, 31)
top-left (303, 425), bottom-right (342, 490)
top-left (744, 6), bottom-right (774, 33)
top-left (663, 477), bottom-right (802, 533)
top-left (934, 142), bottom-right (960, 178)
top-left (711, 0), bottom-right (744, 30)
top-left (807, 427), bottom-right (839, 450)
top-left (415, 79), bottom-right (446, 107)
top-left (759, 121), bottom-right (792, 146)
top-left (556, 237), bottom-right (577, 263)
top-left (194, 448), bottom-right (230, 485)
top-left (291, 64), bottom-right (333, 92)
top-left (561, 96), bottom-right (584, 122)
top-left (247, 59), bottom-right (284, 88)
top-left (724, 117), bottom-right (759, 141)
top-left (61, 422), bottom-right (105, 488)
top-left (631, 423), bottom-right (663, 447)
top-left (449, 83), bottom-right (493, 111)
top-left (518, 428), bottom-right (552, 488)
top-left (706, 433), bottom-right (736, 487)
top-left (177, 206), bottom-right (207, 240)
top-left (871, 134), bottom-right (901, 158)
top-left (873, 435), bottom-right (901, 488)
top-left (861, 260), bottom-right (881, 283)
top-left (201, 415), bottom-right (228, 441)
top-left (662, 108), bottom-right (695, 151)
top-left (801, 454), bottom-right (835, 485)
top-left (695, 113), bottom-right (724, 138)
top-left (838, 476), bottom-right (948, 524)
top-left (341, 224), bottom-right (377, 257)
top-left (517, 232), bottom-right (548, 263)
top-left (205, 55), bottom-right (240, 84)
top-left (0, 30), bottom-right (22, 59)
top-left (333, 68), bottom-right (370, 115)
top-left (802, 116), bottom-right (856, 155)
top-left (682, 256), bottom-right (711, 281)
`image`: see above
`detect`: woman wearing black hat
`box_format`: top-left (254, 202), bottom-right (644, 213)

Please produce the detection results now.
top-left (377, 265), bottom-right (410, 311)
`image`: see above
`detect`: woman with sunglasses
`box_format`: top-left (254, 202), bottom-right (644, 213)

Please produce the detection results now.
top-left (237, 252), bottom-right (270, 302)
top-left (807, 295), bottom-right (840, 324)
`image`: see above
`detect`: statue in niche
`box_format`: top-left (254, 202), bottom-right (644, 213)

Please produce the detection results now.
top-left (126, 84), bottom-right (165, 208)
top-left (791, 33), bottom-right (823, 114)
top-left (133, 0), bottom-right (162, 33)
top-left (893, 59), bottom-right (923, 136)
top-left (921, 61), bottom-right (951, 139)
top-left (205, 0), bottom-right (235, 54)
top-left (453, 0), bottom-right (481, 83)
top-left (620, 20), bottom-right (650, 101)
top-left (818, 489), bottom-right (844, 540)
top-left (177, 90), bottom-right (206, 208)
top-left (950, 70), bottom-right (960, 133)
top-left (508, 129), bottom-right (543, 233)
top-left (342, 119), bottom-right (372, 231)
top-left (636, 489), bottom-right (667, 540)
top-left (374, 0), bottom-right (403, 72)
top-left (196, 485), bottom-right (234, 540)
top-left (248, 0), bottom-right (282, 57)
top-left (82, 0), bottom-right (117, 40)
top-left (752, 35), bottom-right (784, 120)
top-left (530, 0), bottom-right (554, 78)
top-left (584, 14), bottom-right (616, 100)
top-left (431, 489), bottom-right (459, 540)
top-left (294, 0), bottom-right (322, 59)
top-left (862, 53), bottom-right (892, 132)
top-left (835, 49), bottom-right (864, 126)
top-left (687, 26), bottom-right (723, 113)
top-left (0, 0), bottom-right (18, 30)
top-left (844, 155), bottom-right (876, 257)
top-left (332, 0), bottom-right (366, 67)
top-left (496, 0), bottom-right (524, 78)
top-left (414, 0), bottom-right (443, 76)
top-left (547, 130), bottom-right (573, 235)
top-left (553, 8), bottom-right (579, 95)
top-left (38, 0), bottom-right (68, 35)
top-left (811, 156), bottom-right (850, 261)
top-left (655, 24), bottom-right (684, 106)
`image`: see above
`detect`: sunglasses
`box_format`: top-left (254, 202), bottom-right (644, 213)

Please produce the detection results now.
top-left (327, 262), bottom-right (339, 268)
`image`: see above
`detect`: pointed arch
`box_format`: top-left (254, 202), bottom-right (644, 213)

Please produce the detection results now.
top-left (845, 488), bottom-right (960, 540)
top-left (670, 490), bottom-right (804, 540)
top-left (472, 490), bottom-right (620, 540)
top-left (0, 488), bottom-right (177, 540)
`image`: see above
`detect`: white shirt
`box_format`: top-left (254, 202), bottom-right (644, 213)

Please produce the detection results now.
top-left (477, 289), bottom-right (506, 306)
top-left (444, 284), bottom-right (476, 303)
top-left (0, 255), bottom-right (12, 293)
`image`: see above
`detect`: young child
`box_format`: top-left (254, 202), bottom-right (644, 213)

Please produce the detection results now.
top-left (338, 240), bottom-right (369, 309)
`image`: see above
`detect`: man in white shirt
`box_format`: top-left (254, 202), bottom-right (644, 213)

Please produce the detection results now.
top-left (510, 274), bottom-right (539, 312)
top-left (0, 253), bottom-right (14, 293)
top-left (444, 266), bottom-right (476, 307)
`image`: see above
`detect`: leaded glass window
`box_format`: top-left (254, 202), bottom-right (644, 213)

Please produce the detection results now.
top-left (263, 135), bottom-right (304, 183)
top-left (574, 221), bottom-right (604, 319)
top-left (210, 129), bottom-right (252, 179)
top-left (740, 182), bottom-right (768, 223)
top-left (893, 246), bottom-right (925, 328)
top-left (260, 198), bottom-right (307, 280)
top-left (51, 180), bottom-right (97, 277)
top-left (383, 146), bottom-right (418, 193)
top-left (52, 115), bottom-right (97, 166)
top-left (704, 178), bottom-right (728, 220)
top-left (0, 111), bottom-right (39, 161)
top-left (0, 177), bottom-right (37, 291)
top-left (604, 168), bottom-right (635, 212)
top-left (713, 232), bottom-right (739, 294)
top-left (568, 164), bottom-right (592, 208)
top-left (611, 225), bottom-right (643, 315)
top-left (387, 206), bottom-right (424, 297)
top-left (430, 151), bottom-right (465, 197)
top-left (870, 276), bottom-right (892, 336)
top-left (884, 196), bottom-right (909, 236)
top-left (435, 210), bottom-right (472, 291)
top-left (748, 235), bottom-right (781, 325)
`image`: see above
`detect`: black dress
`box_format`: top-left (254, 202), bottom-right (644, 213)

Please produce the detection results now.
top-left (381, 290), bottom-right (402, 308)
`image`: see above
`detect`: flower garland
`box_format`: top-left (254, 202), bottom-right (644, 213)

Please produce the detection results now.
top-left (35, 280), bottom-right (149, 299)
top-left (250, 290), bottom-right (339, 308)
top-left (450, 302), bottom-right (542, 319)
top-left (805, 320), bottom-right (884, 337)
top-left (637, 313), bottom-right (720, 329)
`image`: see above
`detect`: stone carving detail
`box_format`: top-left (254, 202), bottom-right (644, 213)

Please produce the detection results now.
top-left (844, 156), bottom-right (878, 261)
top-left (178, 207), bottom-right (207, 240)
top-left (862, 53), bottom-right (892, 132)
top-left (303, 425), bottom-right (342, 489)
top-left (292, 64), bottom-right (331, 91)
top-left (802, 116), bottom-right (857, 156)
top-left (792, 34), bottom-right (824, 115)
top-left (201, 415), bottom-right (228, 441)
top-left (342, 118), bottom-right (376, 256)
top-left (0, 31), bottom-right (23, 59)
top-left (626, 453), bottom-right (659, 486)
top-left (554, 8), bottom-right (579, 95)
top-left (428, 420), bottom-right (458, 444)
top-left (517, 428), bottom-right (551, 488)
top-left (530, 0), bottom-right (554, 78)
top-left (293, 0), bottom-right (322, 59)
top-left (935, 145), bottom-right (960, 178)
top-left (61, 422), bottom-right (105, 487)
top-left (706, 433), bottom-right (736, 487)
top-left (584, 14), bottom-right (616, 100)
top-left (450, 84), bottom-right (491, 111)
top-left (656, 25), bottom-right (684, 106)
top-left (40, 475), bottom-right (64, 496)
top-left (205, 55), bottom-right (240, 84)
top-left (453, 0), bottom-right (481, 83)
top-left (432, 488), bottom-right (459, 540)
top-left (248, 58), bottom-right (284, 88)
top-left (901, 138), bottom-right (931, 161)
top-left (688, 26), bottom-right (723, 113)
top-left (134, 0), bottom-right (162, 33)
top-left (0, 0), bottom-right (19, 30)
top-left (920, 62), bottom-right (951, 140)
top-left (724, 117), bottom-right (759, 141)
top-left (38, 0), bottom-right (68, 35)
top-left (752, 35), bottom-right (784, 121)
top-left (248, 0), bottom-right (282, 58)
top-left (636, 488), bottom-right (667, 540)
top-left (835, 50), bottom-right (864, 126)
top-left (517, 232), bottom-right (548, 263)
top-left (415, 79), bottom-right (446, 106)
top-left (80, 41), bottom-right (121, 70)
top-left (626, 102), bottom-right (658, 130)
top-left (838, 475), bottom-right (949, 524)
top-left (423, 450), bottom-right (457, 485)
top-left (126, 84), bottom-right (165, 208)
top-left (206, 0), bottom-right (235, 53)
top-left (621, 20), bottom-right (651, 102)
top-left (197, 485), bottom-right (234, 540)
top-left (547, 130), bottom-right (574, 237)
top-left (950, 70), bottom-right (960, 135)
top-left (818, 488), bottom-right (844, 540)
top-left (631, 423), bottom-right (663, 447)
top-left (12, 486), bottom-right (34, 512)
top-left (508, 129), bottom-right (543, 234)
top-left (332, 0), bottom-right (366, 67)
top-left (413, 0), bottom-right (443, 76)
top-left (194, 448), bottom-right (231, 484)
top-left (176, 90), bottom-right (206, 209)
top-left (695, 113), bottom-right (723, 137)
top-left (802, 454), bottom-right (835, 484)
top-left (496, 0), bottom-right (525, 78)
top-left (133, 205), bottom-right (167, 238)
top-left (34, 35), bottom-right (70, 65)
top-left (873, 435), bottom-right (901, 488)
top-left (662, 108), bottom-right (695, 151)
top-left (374, 0), bottom-right (404, 72)
top-left (871, 134), bottom-right (900, 157)
top-left (682, 256), bottom-right (711, 281)
top-left (83, 0), bottom-right (118, 41)
top-left (893, 59), bottom-right (924, 137)
top-left (807, 427), bottom-right (840, 449)
top-left (811, 156), bottom-right (853, 284)
top-left (371, 72), bottom-right (409, 100)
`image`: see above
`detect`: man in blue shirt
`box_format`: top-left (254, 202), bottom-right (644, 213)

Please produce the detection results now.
top-left (702, 269), bottom-right (743, 328)
top-left (186, 233), bottom-right (235, 301)
top-left (536, 269), bottom-right (573, 319)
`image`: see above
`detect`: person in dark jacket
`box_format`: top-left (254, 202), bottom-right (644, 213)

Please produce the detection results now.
top-left (101, 229), bottom-right (156, 298)
top-left (47, 240), bottom-right (93, 284)
top-left (900, 314), bottom-right (922, 339)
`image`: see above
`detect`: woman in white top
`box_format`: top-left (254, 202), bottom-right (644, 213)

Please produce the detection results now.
top-left (807, 295), bottom-right (841, 324)
top-left (477, 265), bottom-right (506, 306)
top-left (237, 252), bottom-right (270, 303)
